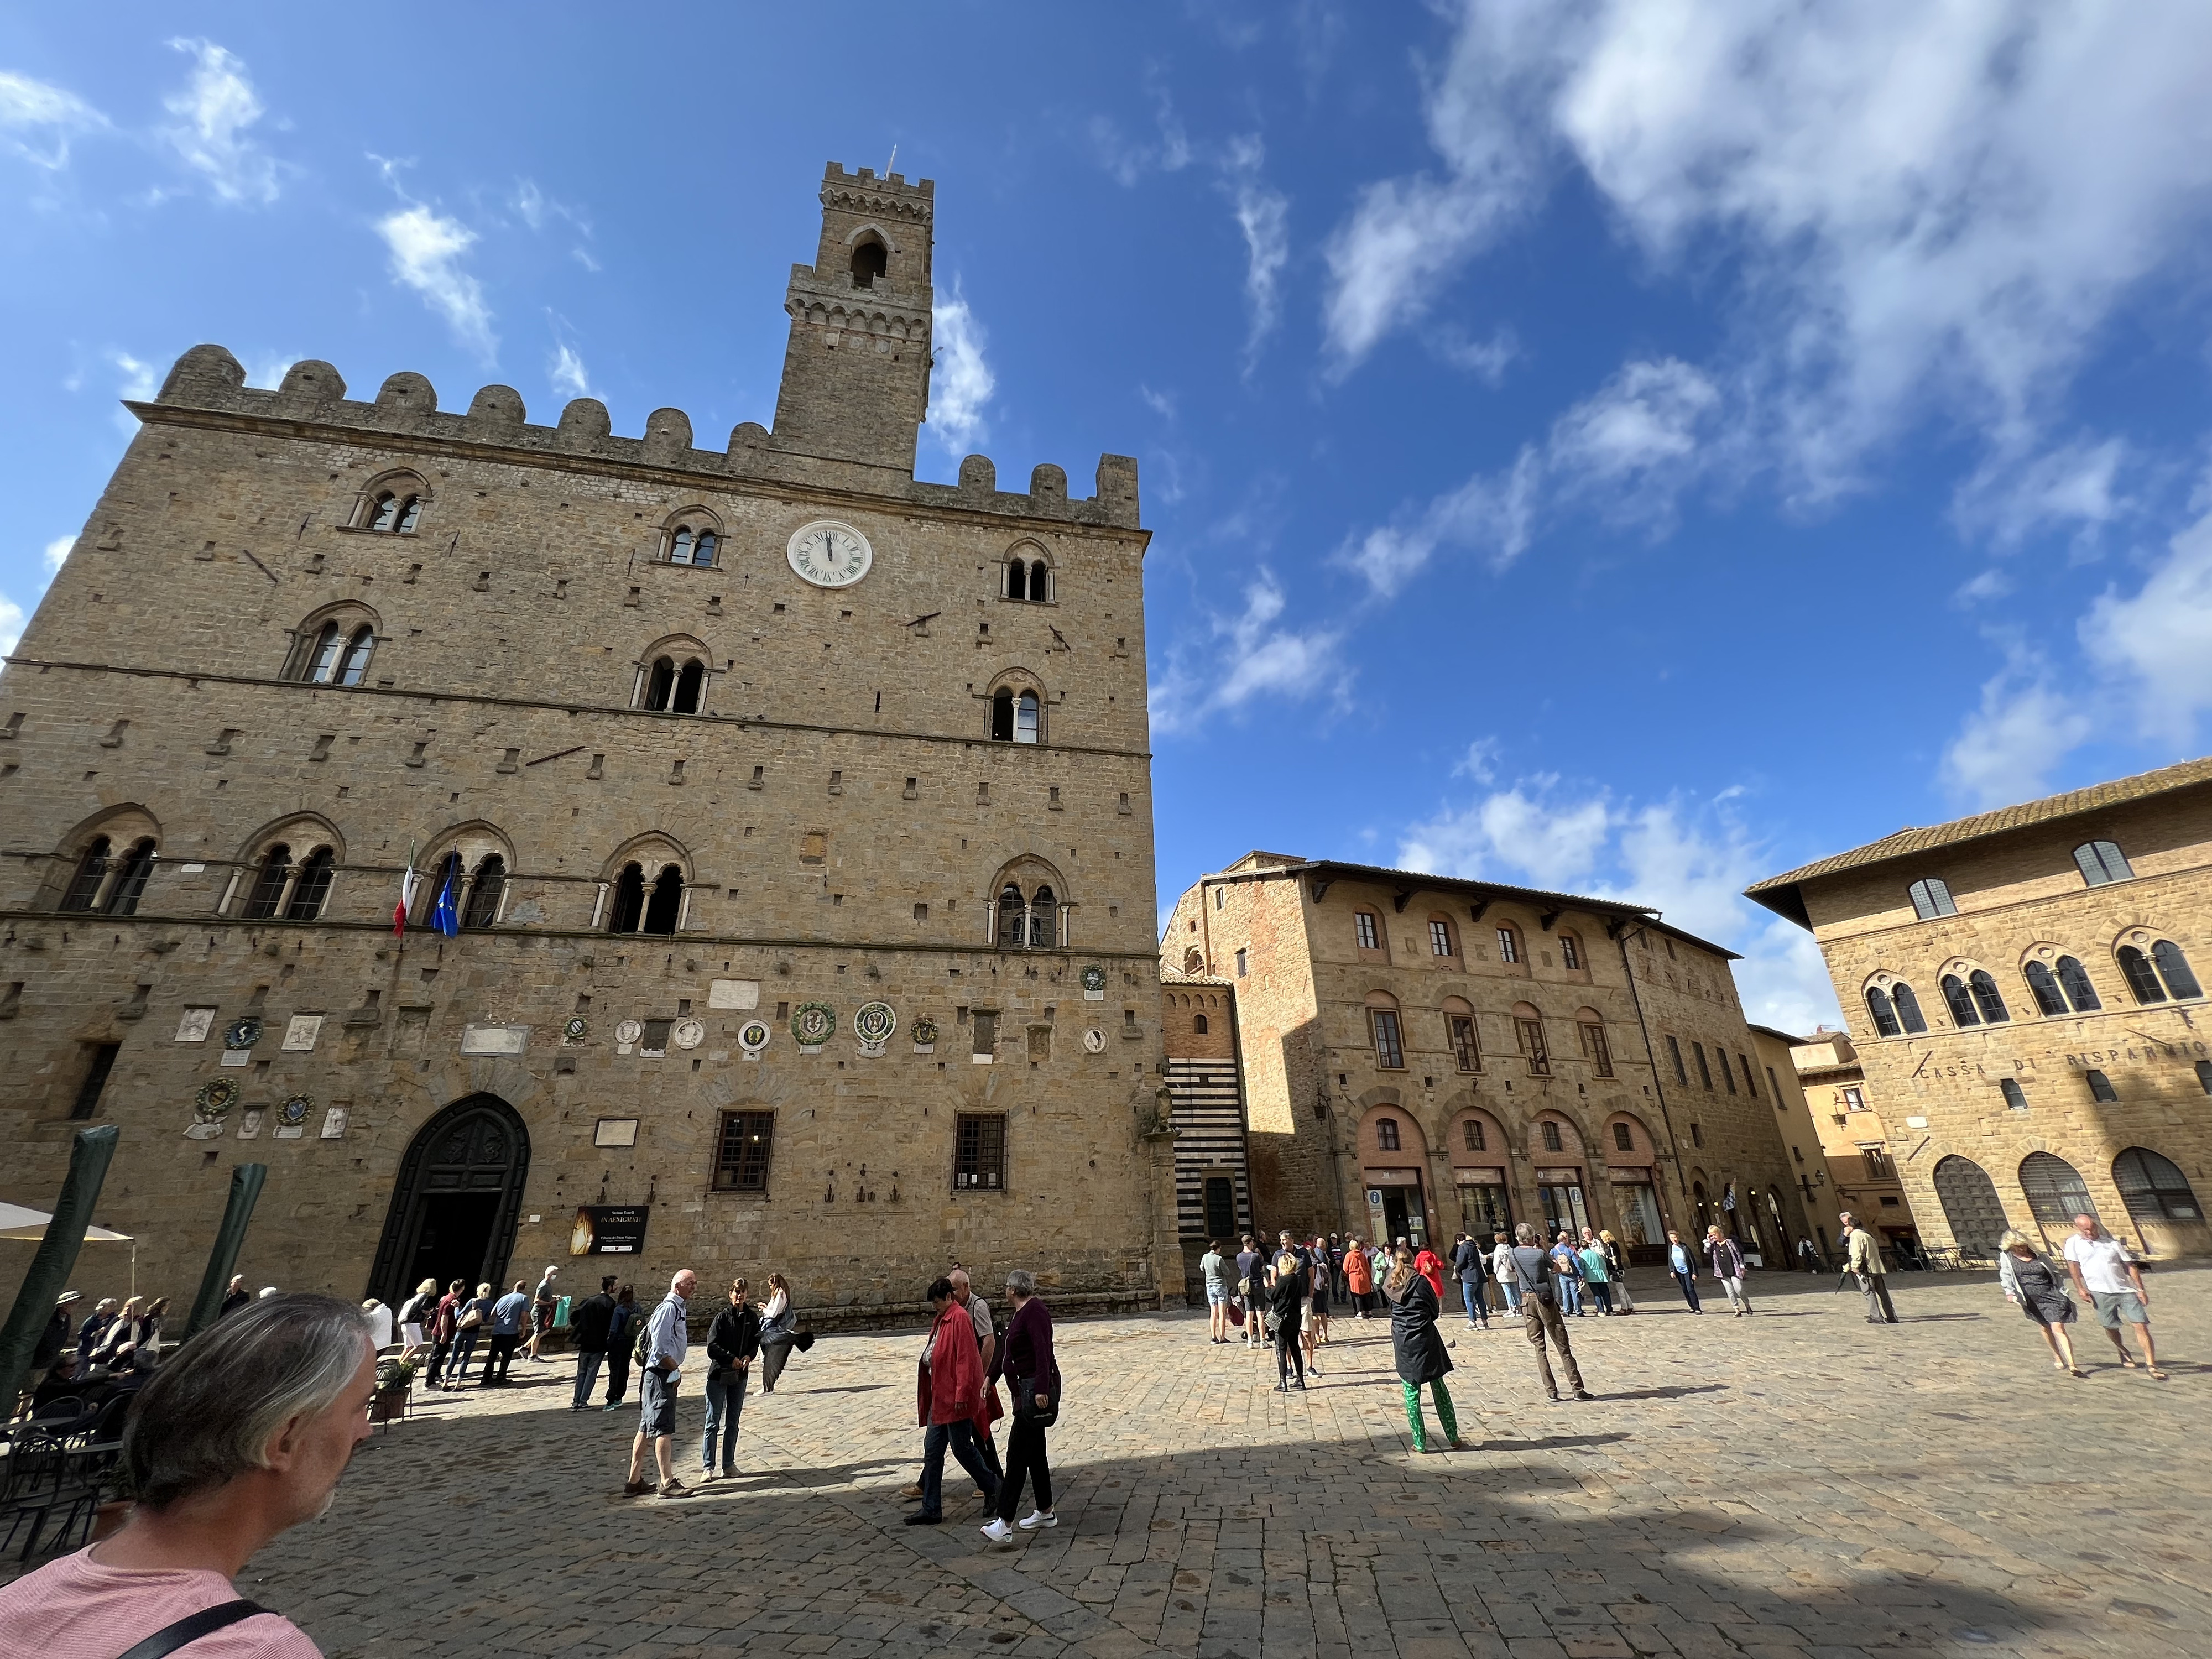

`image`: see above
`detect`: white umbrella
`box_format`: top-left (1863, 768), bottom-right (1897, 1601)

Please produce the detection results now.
top-left (0, 1202), bottom-right (136, 1294)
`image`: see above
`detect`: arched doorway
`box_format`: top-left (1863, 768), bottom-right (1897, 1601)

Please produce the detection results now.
top-left (2019, 1150), bottom-right (2096, 1249)
top-left (1932, 1154), bottom-right (2006, 1260)
top-left (368, 1094), bottom-right (530, 1302)
top-left (2112, 1147), bottom-right (2208, 1257)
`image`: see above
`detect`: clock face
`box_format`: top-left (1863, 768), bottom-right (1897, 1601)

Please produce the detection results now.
top-left (787, 520), bottom-right (873, 588)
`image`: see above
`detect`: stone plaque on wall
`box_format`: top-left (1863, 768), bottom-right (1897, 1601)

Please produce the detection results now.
top-left (708, 979), bottom-right (760, 1010)
top-left (460, 1024), bottom-right (529, 1056)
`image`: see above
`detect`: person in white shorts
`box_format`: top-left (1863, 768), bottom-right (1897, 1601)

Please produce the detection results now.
top-left (2060, 1214), bottom-right (2166, 1380)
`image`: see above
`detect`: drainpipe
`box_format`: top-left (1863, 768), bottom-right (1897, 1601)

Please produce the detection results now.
top-left (1616, 925), bottom-right (1694, 1229)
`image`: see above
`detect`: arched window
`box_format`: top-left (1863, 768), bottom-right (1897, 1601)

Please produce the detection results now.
top-left (607, 863), bottom-right (647, 934)
top-left (2112, 1147), bottom-right (2201, 1225)
top-left (241, 844), bottom-right (293, 921)
top-left (1015, 691), bottom-right (1039, 744)
top-left (851, 237), bottom-right (886, 288)
top-left (997, 884), bottom-right (1026, 948)
top-left (644, 657), bottom-right (675, 711)
top-left (1029, 885), bottom-right (1057, 948)
top-left (2056, 956), bottom-right (2101, 1010)
top-left (1908, 878), bottom-right (1957, 920)
top-left (59, 836), bottom-right (111, 913)
top-left (1029, 561), bottom-right (1050, 602)
top-left (2074, 840), bottom-right (2133, 886)
top-left (461, 854), bottom-right (505, 930)
top-left (694, 531), bottom-right (717, 566)
top-left (1182, 946), bottom-right (1202, 974)
top-left (1892, 982), bottom-right (1929, 1034)
top-left (1939, 973), bottom-right (1979, 1027)
top-left (1932, 1155), bottom-right (2007, 1259)
top-left (1006, 559), bottom-right (1027, 601)
top-left (2117, 944), bottom-right (2163, 1004)
top-left (641, 864), bottom-right (684, 935)
top-left (2152, 940), bottom-right (2202, 1000)
top-left (1193, 1013), bottom-right (1209, 1035)
top-left (290, 615), bottom-right (377, 686)
top-left (638, 649), bottom-right (708, 715)
top-left (366, 488), bottom-right (424, 533)
top-left (284, 847), bottom-right (335, 921)
top-left (397, 496), bottom-right (422, 534)
top-left (673, 659), bottom-right (704, 715)
top-left (105, 839), bottom-right (156, 916)
top-left (665, 526), bottom-right (717, 567)
top-left (2023, 961), bottom-right (2068, 1017)
top-left (1968, 969), bottom-right (2009, 1024)
top-left (1864, 984), bottom-right (1902, 1038)
top-left (2020, 1151), bottom-right (2098, 1230)
top-left (1003, 550), bottom-right (1051, 603)
top-left (990, 689), bottom-right (1015, 742)
top-left (671, 529), bottom-right (693, 565)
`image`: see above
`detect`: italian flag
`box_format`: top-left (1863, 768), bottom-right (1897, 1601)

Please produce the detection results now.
top-left (394, 847), bottom-right (419, 935)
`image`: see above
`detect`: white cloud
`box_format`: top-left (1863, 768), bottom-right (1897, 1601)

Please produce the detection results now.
top-left (1939, 664), bottom-right (2094, 810)
top-left (1326, 1), bottom-right (2212, 498)
top-left (161, 39), bottom-right (278, 205)
top-left (1220, 135), bottom-right (1290, 372)
top-left (1088, 78), bottom-right (1192, 187)
top-left (1150, 570), bottom-right (1348, 735)
top-left (1397, 774), bottom-right (1843, 1032)
top-left (0, 592), bottom-right (24, 658)
top-left (1435, 326), bottom-right (1520, 385)
top-left (1952, 437), bottom-right (2128, 549)
top-left (548, 341), bottom-right (589, 399)
top-left (2080, 500), bottom-right (2212, 744)
top-left (927, 285), bottom-right (994, 456)
top-left (377, 205), bottom-right (495, 359)
top-left (0, 69), bottom-right (107, 168)
top-left (44, 535), bottom-right (72, 572)
top-left (240, 353), bottom-right (300, 389)
top-left (109, 351), bottom-right (157, 401)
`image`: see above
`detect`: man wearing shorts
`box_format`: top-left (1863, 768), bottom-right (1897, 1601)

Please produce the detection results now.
top-left (1201, 1240), bottom-right (1232, 1344)
top-left (625, 1268), bottom-right (698, 1498)
top-left (2062, 1215), bottom-right (2166, 1379)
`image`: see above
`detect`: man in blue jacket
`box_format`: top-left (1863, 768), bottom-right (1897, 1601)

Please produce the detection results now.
top-left (480, 1279), bottom-right (531, 1385)
top-left (1451, 1232), bottom-right (1490, 1328)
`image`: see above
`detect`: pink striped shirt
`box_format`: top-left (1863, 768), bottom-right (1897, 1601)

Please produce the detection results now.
top-left (0, 1547), bottom-right (319, 1658)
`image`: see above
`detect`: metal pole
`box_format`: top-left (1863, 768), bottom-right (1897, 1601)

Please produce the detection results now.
top-left (182, 1164), bottom-right (269, 1341)
top-left (0, 1124), bottom-right (121, 1415)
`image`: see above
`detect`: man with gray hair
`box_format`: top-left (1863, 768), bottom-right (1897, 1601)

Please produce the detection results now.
top-left (0, 1292), bottom-right (376, 1654)
top-left (625, 1269), bottom-right (697, 1499)
top-left (1510, 1223), bottom-right (1594, 1403)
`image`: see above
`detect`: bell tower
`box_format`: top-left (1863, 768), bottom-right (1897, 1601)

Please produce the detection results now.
top-left (769, 162), bottom-right (936, 479)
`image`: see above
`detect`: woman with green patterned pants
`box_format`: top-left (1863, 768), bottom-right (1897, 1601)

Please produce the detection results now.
top-left (1381, 1246), bottom-right (1462, 1452)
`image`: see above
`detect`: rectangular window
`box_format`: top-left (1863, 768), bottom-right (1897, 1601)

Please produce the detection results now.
top-left (1860, 1145), bottom-right (1893, 1178)
top-left (972, 1011), bottom-right (997, 1058)
top-left (1027, 1025), bottom-right (1051, 1062)
top-left (2000, 1078), bottom-right (2029, 1112)
top-left (640, 1018), bottom-right (672, 1057)
top-left (1355, 911), bottom-right (1379, 950)
top-left (1718, 1048), bottom-right (1736, 1093)
top-left (1691, 1122), bottom-right (1704, 1148)
top-left (1376, 1116), bottom-right (1401, 1151)
top-left (1517, 1017), bottom-right (1550, 1075)
top-left (1541, 1120), bottom-right (1563, 1152)
top-left (1841, 1086), bottom-right (1865, 1111)
top-left (713, 1110), bottom-right (775, 1192)
top-left (1371, 1009), bottom-right (1405, 1070)
top-left (1429, 919), bottom-right (1453, 957)
top-left (1692, 1042), bottom-right (1714, 1089)
top-left (1462, 1117), bottom-right (1485, 1151)
top-left (1765, 1066), bottom-right (1783, 1105)
top-left (1496, 926), bottom-right (1520, 964)
top-left (1560, 934), bottom-right (1582, 971)
top-left (954, 1114), bottom-right (1007, 1190)
top-left (1579, 1021), bottom-right (1613, 1077)
top-left (70, 1042), bottom-right (121, 1121)
top-left (1612, 1120), bottom-right (1634, 1152)
top-left (2085, 1068), bottom-right (2119, 1103)
top-left (1448, 1014), bottom-right (1480, 1073)
top-left (1738, 1053), bottom-right (1757, 1098)
top-left (1235, 948), bottom-right (1248, 977)
top-left (1666, 1035), bottom-right (1688, 1084)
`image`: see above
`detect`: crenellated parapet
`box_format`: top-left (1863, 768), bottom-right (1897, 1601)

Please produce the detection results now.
top-left (142, 344), bottom-right (1140, 531)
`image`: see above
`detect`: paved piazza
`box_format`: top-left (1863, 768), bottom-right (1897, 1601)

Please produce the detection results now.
top-left (45, 1269), bottom-right (2212, 1657)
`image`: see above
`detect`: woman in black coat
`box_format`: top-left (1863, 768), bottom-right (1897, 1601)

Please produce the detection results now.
top-left (1381, 1247), bottom-right (1461, 1452)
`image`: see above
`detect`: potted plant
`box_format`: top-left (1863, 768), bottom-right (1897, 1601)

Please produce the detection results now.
top-left (372, 1357), bottom-right (416, 1422)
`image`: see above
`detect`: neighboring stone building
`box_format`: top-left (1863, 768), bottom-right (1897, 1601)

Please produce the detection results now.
top-left (0, 162), bottom-right (1178, 1318)
top-left (1748, 756), bottom-right (2212, 1261)
top-left (1786, 1028), bottom-right (1921, 1259)
top-left (1159, 854), bottom-right (1811, 1265)
top-left (1746, 1025), bottom-right (1846, 1265)
top-left (1159, 973), bottom-right (1252, 1292)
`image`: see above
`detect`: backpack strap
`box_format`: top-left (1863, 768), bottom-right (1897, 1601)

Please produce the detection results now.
top-left (119, 1599), bottom-right (270, 1659)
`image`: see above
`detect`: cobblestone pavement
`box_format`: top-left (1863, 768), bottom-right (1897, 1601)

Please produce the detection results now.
top-left (39, 1267), bottom-right (2212, 1657)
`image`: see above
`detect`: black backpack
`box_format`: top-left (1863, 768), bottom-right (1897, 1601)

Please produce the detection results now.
top-left (634, 1300), bottom-right (665, 1370)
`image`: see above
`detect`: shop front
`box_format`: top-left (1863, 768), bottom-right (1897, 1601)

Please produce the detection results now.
top-left (1448, 1105), bottom-right (1513, 1240)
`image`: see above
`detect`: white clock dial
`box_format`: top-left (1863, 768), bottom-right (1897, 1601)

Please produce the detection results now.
top-left (786, 520), bottom-right (873, 588)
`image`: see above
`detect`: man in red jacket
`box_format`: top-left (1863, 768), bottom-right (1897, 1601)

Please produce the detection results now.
top-left (910, 1277), bottom-right (1000, 1525)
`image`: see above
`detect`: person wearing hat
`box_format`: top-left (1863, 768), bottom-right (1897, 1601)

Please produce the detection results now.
top-left (33, 1290), bottom-right (80, 1380)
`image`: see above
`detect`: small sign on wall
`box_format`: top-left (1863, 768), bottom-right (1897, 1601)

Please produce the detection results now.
top-left (461, 1024), bottom-right (529, 1056)
top-left (569, 1204), bottom-right (649, 1255)
top-left (175, 1008), bottom-right (216, 1044)
top-left (593, 1118), bottom-right (639, 1149)
top-left (281, 1014), bottom-right (324, 1052)
top-left (708, 979), bottom-right (760, 1010)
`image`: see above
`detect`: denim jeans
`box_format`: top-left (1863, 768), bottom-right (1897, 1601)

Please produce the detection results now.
top-left (1462, 1281), bottom-right (1488, 1325)
top-left (1556, 1274), bottom-right (1582, 1316)
top-left (448, 1331), bottom-right (479, 1381)
top-left (1673, 1271), bottom-right (1702, 1310)
top-left (1500, 1281), bottom-right (1521, 1313)
top-left (701, 1367), bottom-right (749, 1471)
top-left (572, 1349), bottom-right (606, 1409)
top-left (920, 1418), bottom-right (997, 1517)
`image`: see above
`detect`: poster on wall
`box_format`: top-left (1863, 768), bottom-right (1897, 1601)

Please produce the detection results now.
top-left (568, 1205), bottom-right (650, 1256)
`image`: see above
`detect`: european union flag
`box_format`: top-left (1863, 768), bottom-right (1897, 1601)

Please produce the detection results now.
top-left (432, 863), bottom-right (461, 937)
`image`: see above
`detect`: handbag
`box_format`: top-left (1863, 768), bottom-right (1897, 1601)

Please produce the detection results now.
top-left (1013, 1374), bottom-right (1059, 1429)
top-left (457, 1303), bottom-right (483, 1331)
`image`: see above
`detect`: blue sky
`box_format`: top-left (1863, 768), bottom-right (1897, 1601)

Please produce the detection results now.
top-left (6, 5), bottom-right (2212, 1031)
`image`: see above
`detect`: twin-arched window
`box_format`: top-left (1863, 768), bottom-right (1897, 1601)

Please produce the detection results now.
top-left (996, 881), bottom-right (1060, 949)
top-left (291, 618), bottom-right (375, 686)
top-left (2118, 939), bottom-right (2201, 1005)
top-left (1005, 555), bottom-right (1051, 602)
top-left (240, 843), bottom-right (337, 922)
top-left (2023, 956), bottom-right (2101, 1016)
top-left (367, 491), bottom-right (422, 534)
top-left (641, 655), bottom-right (706, 714)
top-left (667, 525), bottom-right (718, 567)
top-left (990, 687), bottom-right (1040, 743)
top-left (59, 836), bottom-right (157, 916)
top-left (1940, 969), bottom-right (2010, 1027)
top-left (1864, 980), bottom-right (1929, 1038)
top-left (608, 862), bottom-right (684, 935)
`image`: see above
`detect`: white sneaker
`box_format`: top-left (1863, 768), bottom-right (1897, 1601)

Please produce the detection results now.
top-left (980, 1517), bottom-right (1014, 1546)
top-left (1018, 1510), bottom-right (1057, 1530)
